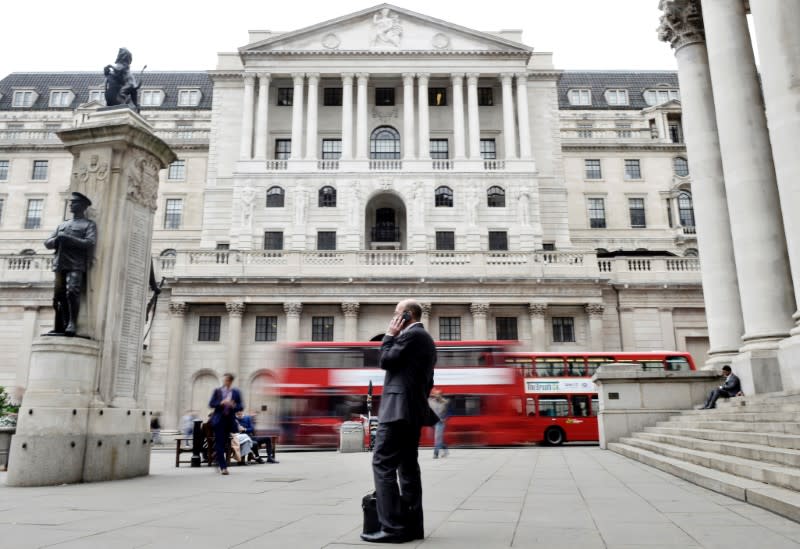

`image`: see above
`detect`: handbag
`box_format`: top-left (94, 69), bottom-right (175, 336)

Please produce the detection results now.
top-left (362, 491), bottom-right (380, 534)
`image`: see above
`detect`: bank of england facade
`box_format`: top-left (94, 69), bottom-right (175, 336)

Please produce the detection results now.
top-left (0, 5), bottom-right (706, 429)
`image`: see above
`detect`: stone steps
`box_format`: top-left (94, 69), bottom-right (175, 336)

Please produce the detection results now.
top-left (645, 425), bottom-right (800, 451)
top-left (670, 411), bottom-right (800, 423)
top-left (657, 418), bottom-right (800, 435)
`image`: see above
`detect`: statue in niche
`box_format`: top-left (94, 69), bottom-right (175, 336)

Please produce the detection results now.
top-left (104, 48), bottom-right (144, 112)
top-left (44, 192), bottom-right (97, 337)
top-left (240, 186), bottom-right (256, 229)
top-left (372, 8), bottom-right (402, 47)
top-left (517, 187), bottom-right (531, 226)
top-left (294, 186), bottom-right (308, 225)
top-left (413, 182), bottom-right (425, 227)
top-left (466, 186), bottom-right (479, 227)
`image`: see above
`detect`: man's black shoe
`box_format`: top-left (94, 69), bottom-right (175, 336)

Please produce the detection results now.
top-left (359, 530), bottom-right (411, 543)
top-left (267, 457), bottom-right (279, 464)
top-left (255, 457), bottom-right (266, 464)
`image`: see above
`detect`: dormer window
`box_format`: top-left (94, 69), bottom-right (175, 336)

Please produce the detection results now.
top-left (49, 90), bottom-right (74, 107)
top-left (177, 89), bottom-right (202, 107)
top-left (568, 89), bottom-right (591, 106)
top-left (88, 89), bottom-right (106, 104)
top-left (605, 89), bottom-right (629, 106)
top-left (140, 89), bottom-right (164, 107)
top-left (12, 90), bottom-right (36, 108)
top-left (644, 88), bottom-right (680, 106)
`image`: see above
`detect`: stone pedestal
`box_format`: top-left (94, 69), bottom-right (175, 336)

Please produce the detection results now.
top-left (7, 107), bottom-right (175, 486)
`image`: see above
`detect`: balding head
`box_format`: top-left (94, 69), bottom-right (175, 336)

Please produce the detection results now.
top-left (396, 299), bottom-right (422, 322)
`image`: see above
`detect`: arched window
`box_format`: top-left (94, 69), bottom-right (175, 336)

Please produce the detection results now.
top-left (673, 157), bottom-right (689, 177)
top-left (370, 126), bottom-right (400, 159)
top-left (160, 249), bottom-right (177, 257)
top-left (266, 186), bottom-right (285, 207)
top-left (487, 186), bottom-right (505, 207)
top-left (678, 191), bottom-right (695, 227)
top-left (19, 248), bottom-right (36, 255)
top-left (318, 186), bottom-right (337, 207)
top-left (435, 186), bottom-right (453, 207)
top-left (684, 248), bottom-right (699, 257)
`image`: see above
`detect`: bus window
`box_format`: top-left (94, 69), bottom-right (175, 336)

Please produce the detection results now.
top-left (526, 397), bottom-right (536, 417)
top-left (586, 357), bottom-right (614, 376)
top-left (296, 348), bottom-right (367, 368)
top-left (639, 360), bottom-right (665, 372)
top-left (590, 397), bottom-right (599, 416)
top-left (666, 356), bottom-right (691, 371)
top-left (539, 396), bottom-right (569, 417)
top-left (571, 395), bottom-right (590, 417)
top-left (449, 395), bottom-right (482, 416)
top-left (437, 349), bottom-right (488, 368)
top-left (505, 357), bottom-right (534, 377)
top-left (566, 357), bottom-right (586, 376)
top-left (535, 358), bottom-right (565, 377)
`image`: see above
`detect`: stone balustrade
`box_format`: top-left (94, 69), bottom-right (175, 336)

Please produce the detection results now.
top-left (0, 129), bottom-right (209, 146)
top-left (252, 158), bottom-right (536, 173)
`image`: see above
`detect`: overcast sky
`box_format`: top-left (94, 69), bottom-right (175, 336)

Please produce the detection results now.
top-left (1, 0), bottom-right (680, 77)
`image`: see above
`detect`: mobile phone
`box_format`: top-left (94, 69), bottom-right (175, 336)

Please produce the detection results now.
top-left (401, 311), bottom-right (411, 324)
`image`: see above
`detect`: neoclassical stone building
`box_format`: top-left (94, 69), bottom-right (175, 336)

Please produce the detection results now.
top-left (0, 5), bottom-right (708, 429)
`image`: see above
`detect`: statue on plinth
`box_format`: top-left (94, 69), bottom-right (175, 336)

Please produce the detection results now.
top-left (104, 48), bottom-right (142, 112)
top-left (44, 192), bottom-right (97, 337)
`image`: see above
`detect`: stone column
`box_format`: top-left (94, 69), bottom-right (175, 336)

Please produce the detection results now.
top-left (702, 0), bottom-right (794, 392)
top-left (451, 73), bottom-right (466, 159)
top-left (239, 73), bottom-right (256, 159)
top-left (528, 304), bottom-right (547, 351)
top-left (341, 73), bottom-right (354, 160)
top-left (658, 0), bottom-right (743, 367)
top-left (471, 303), bottom-right (489, 340)
top-left (13, 305), bottom-right (39, 402)
top-left (500, 73), bottom-right (517, 160)
top-left (466, 73), bottom-right (481, 159)
top-left (586, 304), bottom-right (605, 352)
top-left (421, 303), bottom-right (432, 328)
top-left (253, 73), bottom-right (271, 161)
top-left (164, 301), bottom-right (187, 431)
top-left (356, 73), bottom-right (369, 160)
top-left (284, 302), bottom-right (302, 342)
top-left (342, 302), bottom-right (360, 341)
top-left (402, 73), bottom-right (416, 159)
top-left (619, 307), bottom-right (636, 351)
top-left (290, 73), bottom-right (305, 160)
top-left (226, 302), bottom-right (245, 381)
top-left (515, 72), bottom-right (531, 159)
top-left (305, 73), bottom-right (320, 160)
top-left (417, 73), bottom-right (431, 160)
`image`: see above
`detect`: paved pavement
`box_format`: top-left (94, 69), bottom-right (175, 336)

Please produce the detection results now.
top-left (1, 445), bottom-right (799, 548)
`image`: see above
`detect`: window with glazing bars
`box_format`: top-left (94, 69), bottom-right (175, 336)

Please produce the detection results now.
top-left (168, 160), bottom-right (185, 180)
top-left (317, 231), bottom-right (336, 250)
top-left (487, 186), bottom-right (505, 207)
top-left (31, 160), bottom-right (48, 180)
top-left (263, 231), bottom-right (283, 250)
top-left (496, 317), bottom-right (518, 340)
top-left (312, 316), bottom-right (334, 341)
top-left (266, 186), bottom-right (284, 207)
top-left (439, 317), bottom-right (461, 341)
top-left (0, 160), bottom-right (8, 180)
top-left (277, 88), bottom-right (293, 106)
top-left (624, 159), bottom-right (641, 180)
top-left (323, 88), bottom-right (343, 106)
top-left (321, 139), bottom-right (342, 159)
top-left (584, 159), bottom-right (601, 179)
top-left (434, 186), bottom-right (453, 207)
top-left (275, 139), bottom-right (291, 160)
top-left (255, 316), bottom-right (278, 342)
top-left (488, 231), bottom-right (508, 251)
top-left (480, 139), bottom-right (496, 160)
top-left (629, 198), bottom-right (646, 228)
top-left (198, 316), bottom-right (221, 341)
top-left (318, 186), bottom-right (337, 207)
top-left (478, 87), bottom-right (493, 106)
top-left (588, 198), bottom-right (606, 228)
top-left (370, 126), bottom-right (400, 159)
top-left (678, 192), bottom-right (695, 227)
top-left (552, 317), bottom-right (575, 343)
top-left (429, 139), bottom-right (449, 159)
top-left (673, 157), bottom-right (689, 177)
top-left (435, 231), bottom-right (455, 251)
top-left (164, 199), bottom-right (183, 229)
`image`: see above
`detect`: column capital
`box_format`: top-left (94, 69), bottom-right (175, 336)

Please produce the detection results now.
top-left (416, 73), bottom-right (430, 84)
top-left (450, 73), bottom-right (465, 84)
top-left (257, 72), bottom-right (271, 83)
top-left (420, 303), bottom-right (432, 316)
top-left (242, 73), bottom-right (257, 83)
top-left (169, 301), bottom-right (187, 317)
top-left (514, 72), bottom-right (528, 82)
top-left (284, 302), bottom-right (303, 317)
top-left (356, 72), bottom-right (370, 84)
top-left (466, 73), bottom-right (480, 85)
top-left (291, 73), bottom-right (305, 84)
top-left (402, 73), bottom-right (416, 84)
top-left (341, 302), bottom-right (360, 317)
top-left (658, 0), bottom-right (705, 52)
top-left (499, 72), bottom-right (515, 84)
top-left (341, 72), bottom-right (355, 83)
top-left (585, 303), bottom-right (605, 317)
top-left (306, 72), bottom-right (320, 84)
top-left (226, 301), bottom-right (246, 317)
top-left (528, 303), bottom-right (548, 317)
top-left (470, 303), bottom-right (490, 317)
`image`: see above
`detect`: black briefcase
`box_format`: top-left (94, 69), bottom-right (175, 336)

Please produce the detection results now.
top-left (362, 491), bottom-right (380, 534)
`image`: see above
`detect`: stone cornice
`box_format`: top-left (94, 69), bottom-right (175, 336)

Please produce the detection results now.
top-left (240, 50), bottom-right (531, 57)
top-left (562, 143), bottom-right (687, 153)
top-left (658, 0), bottom-right (705, 52)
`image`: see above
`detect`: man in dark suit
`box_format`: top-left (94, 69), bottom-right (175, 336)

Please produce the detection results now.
top-left (702, 365), bottom-right (741, 409)
top-left (209, 373), bottom-right (243, 475)
top-left (361, 300), bottom-right (437, 544)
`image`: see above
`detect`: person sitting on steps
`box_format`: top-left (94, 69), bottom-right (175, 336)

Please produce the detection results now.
top-left (701, 365), bottom-right (741, 409)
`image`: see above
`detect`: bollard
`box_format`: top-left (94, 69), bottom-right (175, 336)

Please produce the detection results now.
top-left (191, 419), bottom-right (203, 467)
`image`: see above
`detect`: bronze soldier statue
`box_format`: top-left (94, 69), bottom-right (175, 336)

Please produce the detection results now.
top-left (104, 47), bottom-right (141, 112)
top-left (44, 192), bottom-right (97, 337)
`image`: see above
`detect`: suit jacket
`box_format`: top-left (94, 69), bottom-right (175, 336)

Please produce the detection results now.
top-left (722, 373), bottom-right (741, 395)
top-left (44, 217), bottom-right (97, 272)
top-left (209, 387), bottom-right (243, 431)
top-left (378, 323), bottom-right (437, 425)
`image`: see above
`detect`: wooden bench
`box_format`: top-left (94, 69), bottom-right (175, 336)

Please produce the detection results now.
top-left (175, 437), bottom-right (194, 467)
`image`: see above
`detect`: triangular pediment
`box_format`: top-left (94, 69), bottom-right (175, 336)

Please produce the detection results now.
top-left (240, 4), bottom-right (531, 55)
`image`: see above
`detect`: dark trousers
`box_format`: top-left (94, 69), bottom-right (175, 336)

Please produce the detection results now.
top-left (251, 436), bottom-right (275, 458)
top-left (372, 421), bottom-right (423, 535)
top-left (213, 420), bottom-right (232, 469)
top-left (704, 388), bottom-right (733, 409)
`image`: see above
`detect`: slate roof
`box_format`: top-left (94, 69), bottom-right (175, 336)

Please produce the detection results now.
top-left (0, 71), bottom-right (213, 111)
top-left (557, 71), bottom-right (680, 110)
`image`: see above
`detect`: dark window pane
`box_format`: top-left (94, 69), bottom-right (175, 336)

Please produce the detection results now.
top-left (275, 139), bottom-right (291, 160)
top-left (439, 317), bottom-right (461, 341)
top-left (323, 87), bottom-right (343, 106)
top-left (277, 88), bottom-right (293, 106)
top-left (370, 126), bottom-right (400, 159)
top-left (428, 87), bottom-right (447, 106)
top-left (488, 231), bottom-right (508, 251)
top-left (198, 316), bottom-right (221, 342)
top-left (480, 139), bottom-right (496, 160)
top-left (0, 160), bottom-right (9, 180)
top-left (312, 316), bottom-right (334, 341)
top-left (539, 397), bottom-right (570, 417)
top-left (624, 159), bottom-right (641, 180)
top-left (552, 317), bottom-right (575, 343)
top-left (478, 87), bottom-right (493, 106)
top-left (629, 198), bottom-right (646, 228)
top-left (264, 231), bottom-right (283, 250)
top-left (318, 186), bottom-right (337, 207)
top-left (255, 316), bottom-right (278, 342)
top-left (429, 139), bottom-right (449, 159)
top-left (266, 186), bottom-right (285, 207)
top-left (487, 186), bottom-right (505, 207)
top-left (435, 231), bottom-right (455, 251)
top-left (32, 160), bottom-right (48, 180)
top-left (496, 317), bottom-right (518, 340)
top-left (375, 88), bottom-right (395, 106)
top-left (317, 231), bottom-right (337, 250)
top-left (25, 199), bottom-right (43, 229)
top-left (322, 139), bottom-right (342, 160)
top-left (435, 186), bottom-right (453, 207)
top-left (585, 159), bottom-right (602, 179)
top-left (588, 198), bottom-right (606, 229)
top-left (678, 192), bottom-right (695, 227)
top-left (168, 160), bottom-right (185, 180)
top-left (674, 157), bottom-right (689, 177)
top-left (164, 199), bottom-right (183, 229)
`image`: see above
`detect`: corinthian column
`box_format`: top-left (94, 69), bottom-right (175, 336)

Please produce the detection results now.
top-left (515, 72), bottom-right (531, 159)
top-left (284, 302), bottom-right (303, 342)
top-left (417, 73), bottom-right (430, 160)
top-left (341, 73), bottom-right (354, 160)
top-left (356, 73), bottom-right (369, 160)
top-left (500, 73), bottom-right (517, 159)
top-left (305, 73), bottom-right (320, 160)
top-left (657, 0), bottom-right (742, 367)
top-left (342, 302), bottom-right (360, 341)
top-left (402, 73), bottom-right (416, 159)
top-left (466, 73), bottom-right (481, 159)
top-left (253, 73), bottom-right (271, 161)
top-left (451, 73), bottom-right (466, 159)
top-left (528, 304), bottom-right (547, 351)
top-left (290, 73), bottom-right (305, 160)
top-left (164, 301), bottom-right (187, 430)
top-left (585, 304), bottom-right (605, 351)
top-left (226, 302), bottom-right (245, 381)
top-left (471, 303), bottom-right (489, 340)
top-left (421, 303), bottom-right (432, 327)
top-left (239, 74), bottom-right (256, 159)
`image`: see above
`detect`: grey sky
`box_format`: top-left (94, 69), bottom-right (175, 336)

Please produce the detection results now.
top-left (1, 0), bottom-right (678, 77)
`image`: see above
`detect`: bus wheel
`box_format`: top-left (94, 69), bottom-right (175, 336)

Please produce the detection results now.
top-left (544, 427), bottom-right (565, 446)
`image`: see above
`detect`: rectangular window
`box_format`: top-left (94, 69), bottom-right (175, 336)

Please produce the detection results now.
top-left (88, 90), bottom-right (105, 104)
top-left (439, 317), bottom-right (461, 341)
top-left (496, 317), bottom-right (518, 340)
top-left (164, 198), bottom-right (183, 229)
top-left (13, 90), bottom-right (35, 107)
top-left (542, 242), bottom-right (556, 251)
top-left (429, 139), bottom-right (449, 160)
top-left (629, 198), bottom-right (646, 228)
top-left (167, 160), bottom-right (186, 180)
top-left (668, 121), bottom-right (683, 143)
top-left (539, 397), bottom-right (570, 417)
top-left (275, 139), bottom-right (291, 160)
top-left (49, 90), bottom-right (72, 107)
top-left (624, 159), bottom-right (641, 180)
top-left (480, 139), bottom-right (497, 160)
top-left (375, 88), bottom-right (395, 106)
top-left (255, 316), bottom-right (278, 342)
top-left (323, 87), bottom-right (343, 106)
top-left (616, 123), bottom-right (632, 138)
top-left (588, 198), bottom-right (606, 229)
top-left (321, 139), bottom-right (342, 160)
top-left (277, 88), bottom-right (293, 106)
top-left (317, 231), bottom-right (337, 251)
top-left (428, 87), bottom-right (447, 106)
top-left (0, 160), bottom-right (8, 180)
top-left (177, 89), bottom-right (201, 106)
top-left (666, 199), bottom-right (674, 228)
top-left (435, 231), bottom-right (455, 251)
top-left (488, 231), bottom-right (508, 251)
top-left (478, 87), bottom-right (494, 106)
top-left (577, 124), bottom-right (593, 138)
top-left (198, 316), bottom-right (221, 342)
top-left (568, 89), bottom-right (591, 106)
top-left (552, 317), bottom-right (575, 343)
top-left (31, 160), bottom-right (48, 180)
top-left (605, 89), bottom-right (629, 106)
top-left (263, 231), bottom-right (284, 250)
top-left (140, 90), bottom-right (163, 107)
top-left (312, 316), bottom-right (334, 341)
top-left (584, 159), bottom-right (602, 179)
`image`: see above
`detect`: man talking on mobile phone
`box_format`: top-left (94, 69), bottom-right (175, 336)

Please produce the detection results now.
top-left (362, 299), bottom-right (437, 544)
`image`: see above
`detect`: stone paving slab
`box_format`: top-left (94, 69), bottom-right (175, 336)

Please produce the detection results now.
top-left (1, 446), bottom-right (799, 548)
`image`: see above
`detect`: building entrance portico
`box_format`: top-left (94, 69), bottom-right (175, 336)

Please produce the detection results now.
top-left (366, 192), bottom-right (406, 250)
